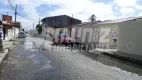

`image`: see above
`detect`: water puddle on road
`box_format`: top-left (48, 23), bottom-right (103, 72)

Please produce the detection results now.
top-left (24, 40), bottom-right (34, 50)
top-left (1, 38), bottom-right (59, 80)
top-left (24, 39), bottom-right (38, 52)
top-left (23, 39), bottom-right (53, 70)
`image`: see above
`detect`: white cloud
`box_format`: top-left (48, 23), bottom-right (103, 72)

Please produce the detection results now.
top-left (16, 16), bottom-right (32, 30)
top-left (0, 0), bottom-right (9, 5)
top-left (12, 0), bottom-right (39, 20)
top-left (135, 5), bottom-right (142, 10)
top-left (0, 8), bottom-right (13, 14)
top-left (2, 0), bottom-right (117, 29)
top-left (114, 0), bottom-right (138, 7)
top-left (138, 12), bottom-right (142, 16)
top-left (14, 0), bottom-right (116, 20)
top-left (3, 0), bottom-right (141, 29)
top-left (4, 0), bottom-right (41, 30)
top-left (45, 1), bottom-right (116, 21)
top-left (120, 8), bottom-right (135, 14)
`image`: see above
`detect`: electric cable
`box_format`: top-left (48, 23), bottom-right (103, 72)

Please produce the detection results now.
top-left (7, 0), bottom-right (39, 22)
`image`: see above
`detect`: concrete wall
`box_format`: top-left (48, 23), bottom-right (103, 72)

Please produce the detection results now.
top-left (72, 23), bottom-right (99, 47)
top-left (42, 26), bottom-right (69, 36)
top-left (5, 29), bottom-right (8, 40)
top-left (7, 29), bottom-right (14, 40)
top-left (42, 26), bottom-right (53, 41)
top-left (4, 27), bottom-right (19, 40)
top-left (54, 28), bottom-right (69, 35)
top-left (42, 25), bottom-right (70, 41)
top-left (15, 28), bottom-right (19, 38)
top-left (98, 24), bottom-right (118, 49)
top-left (72, 23), bottom-right (119, 49)
top-left (118, 20), bottom-right (142, 58)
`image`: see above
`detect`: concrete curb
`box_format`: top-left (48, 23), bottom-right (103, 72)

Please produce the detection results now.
top-left (88, 49), bottom-right (142, 65)
top-left (103, 52), bottom-right (142, 65)
top-left (0, 49), bottom-right (9, 65)
top-left (0, 44), bottom-right (15, 65)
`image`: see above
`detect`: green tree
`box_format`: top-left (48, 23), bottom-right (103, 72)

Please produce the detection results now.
top-left (89, 14), bottom-right (96, 22)
top-left (36, 24), bottom-right (42, 34)
top-left (22, 28), bottom-right (24, 32)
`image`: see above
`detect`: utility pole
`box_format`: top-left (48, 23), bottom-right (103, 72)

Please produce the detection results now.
top-left (53, 20), bottom-right (54, 36)
top-left (33, 21), bottom-right (34, 34)
top-left (14, 4), bottom-right (17, 38)
top-left (7, 12), bottom-right (9, 16)
top-left (15, 4), bottom-right (17, 24)
top-left (39, 17), bottom-right (40, 25)
top-left (0, 14), bottom-right (4, 52)
top-left (70, 14), bottom-right (73, 36)
top-left (72, 14), bottom-right (73, 25)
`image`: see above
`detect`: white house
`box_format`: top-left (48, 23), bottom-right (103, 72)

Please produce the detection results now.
top-left (41, 15), bottom-right (82, 41)
top-left (73, 16), bottom-right (142, 61)
top-left (1, 15), bottom-right (20, 40)
top-left (3, 22), bottom-right (20, 40)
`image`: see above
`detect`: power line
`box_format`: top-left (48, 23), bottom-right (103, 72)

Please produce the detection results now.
top-left (7, 0), bottom-right (15, 10)
top-left (7, 0), bottom-right (39, 22)
top-left (7, 0), bottom-right (29, 20)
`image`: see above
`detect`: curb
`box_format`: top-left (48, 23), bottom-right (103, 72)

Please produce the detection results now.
top-left (88, 49), bottom-right (142, 65)
top-left (0, 45), bottom-right (15, 65)
top-left (0, 49), bottom-right (9, 65)
top-left (102, 52), bottom-right (142, 65)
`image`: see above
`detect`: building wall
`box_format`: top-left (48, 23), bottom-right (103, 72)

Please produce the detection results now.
top-left (72, 23), bottom-right (119, 48)
top-left (15, 27), bottom-right (19, 38)
top-left (5, 29), bottom-right (8, 40)
top-left (7, 29), bottom-right (14, 40)
top-left (72, 24), bottom-right (99, 47)
top-left (54, 28), bottom-right (69, 35)
top-left (42, 26), bottom-right (52, 41)
top-left (42, 25), bottom-right (70, 41)
top-left (4, 27), bottom-right (19, 40)
top-left (42, 26), bottom-right (46, 38)
top-left (118, 20), bottom-right (142, 57)
top-left (98, 24), bottom-right (118, 49)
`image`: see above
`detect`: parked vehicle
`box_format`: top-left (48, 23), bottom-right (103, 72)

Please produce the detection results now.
top-left (53, 34), bottom-right (73, 45)
top-left (18, 32), bottom-right (26, 38)
top-left (32, 33), bottom-right (37, 37)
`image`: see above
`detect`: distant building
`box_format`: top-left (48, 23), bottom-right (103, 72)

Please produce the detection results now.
top-left (1, 15), bottom-right (20, 40)
top-left (41, 15), bottom-right (82, 28)
top-left (41, 15), bottom-right (82, 41)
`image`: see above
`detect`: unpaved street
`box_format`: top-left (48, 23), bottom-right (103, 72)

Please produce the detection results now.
top-left (1, 37), bottom-right (142, 80)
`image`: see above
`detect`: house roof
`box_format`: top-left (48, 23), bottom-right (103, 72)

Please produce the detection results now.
top-left (3, 23), bottom-right (13, 29)
top-left (41, 15), bottom-right (82, 28)
top-left (74, 20), bottom-right (102, 26)
top-left (73, 16), bottom-right (142, 27)
top-left (41, 15), bottom-right (73, 21)
top-left (2, 21), bottom-right (21, 28)
top-left (99, 17), bottom-right (137, 24)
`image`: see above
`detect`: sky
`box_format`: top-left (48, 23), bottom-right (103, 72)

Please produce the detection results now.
top-left (0, 0), bottom-right (142, 31)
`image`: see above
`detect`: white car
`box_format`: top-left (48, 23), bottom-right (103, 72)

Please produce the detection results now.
top-left (18, 32), bottom-right (26, 38)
